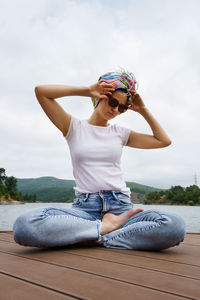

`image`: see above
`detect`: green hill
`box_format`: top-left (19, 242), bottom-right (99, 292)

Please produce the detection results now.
top-left (17, 176), bottom-right (160, 203)
top-left (17, 177), bottom-right (75, 202)
top-left (17, 177), bottom-right (75, 192)
top-left (126, 181), bottom-right (161, 194)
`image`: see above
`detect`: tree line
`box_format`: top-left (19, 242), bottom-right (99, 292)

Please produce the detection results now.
top-left (0, 168), bottom-right (36, 202)
top-left (145, 185), bottom-right (200, 206)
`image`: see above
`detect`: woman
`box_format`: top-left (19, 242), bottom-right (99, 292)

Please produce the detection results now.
top-left (13, 70), bottom-right (186, 250)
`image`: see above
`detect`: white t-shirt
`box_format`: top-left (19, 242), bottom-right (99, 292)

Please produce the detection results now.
top-left (64, 116), bottom-right (131, 196)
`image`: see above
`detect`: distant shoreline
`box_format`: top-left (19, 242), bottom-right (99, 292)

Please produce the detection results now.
top-left (0, 200), bottom-right (24, 205)
top-left (1, 200), bottom-right (199, 206)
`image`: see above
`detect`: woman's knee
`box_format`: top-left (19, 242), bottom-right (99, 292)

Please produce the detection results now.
top-left (13, 213), bottom-right (30, 246)
top-left (156, 210), bottom-right (186, 249)
top-left (13, 208), bottom-right (46, 247)
top-left (136, 210), bottom-right (186, 250)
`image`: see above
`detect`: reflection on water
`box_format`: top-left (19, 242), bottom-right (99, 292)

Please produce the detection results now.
top-left (0, 202), bottom-right (199, 232)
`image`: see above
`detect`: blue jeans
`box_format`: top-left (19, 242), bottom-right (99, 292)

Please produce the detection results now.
top-left (13, 191), bottom-right (186, 250)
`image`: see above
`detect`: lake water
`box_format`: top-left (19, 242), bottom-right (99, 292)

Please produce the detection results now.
top-left (0, 202), bottom-right (199, 232)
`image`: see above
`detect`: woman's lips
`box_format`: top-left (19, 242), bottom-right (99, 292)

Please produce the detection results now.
top-left (107, 112), bottom-right (115, 117)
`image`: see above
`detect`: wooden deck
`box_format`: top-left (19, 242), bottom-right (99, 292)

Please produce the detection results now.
top-left (0, 232), bottom-right (199, 300)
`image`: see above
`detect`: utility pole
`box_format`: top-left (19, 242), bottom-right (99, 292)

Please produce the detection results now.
top-left (194, 173), bottom-right (198, 186)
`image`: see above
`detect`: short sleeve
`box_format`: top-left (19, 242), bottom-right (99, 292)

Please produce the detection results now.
top-left (116, 125), bottom-right (131, 146)
top-left (64, 115), bottom-right (80, 141)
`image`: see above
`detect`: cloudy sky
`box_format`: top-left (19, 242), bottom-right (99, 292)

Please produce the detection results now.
top-left (0, 0), bottom-right (199, 189)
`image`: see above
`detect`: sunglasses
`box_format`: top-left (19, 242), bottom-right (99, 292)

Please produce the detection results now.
top-left (107, 94), bottom-right (130, 113)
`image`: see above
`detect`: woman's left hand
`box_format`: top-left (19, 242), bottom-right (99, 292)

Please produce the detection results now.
top-left (128, 91), bottom-right (146, 113)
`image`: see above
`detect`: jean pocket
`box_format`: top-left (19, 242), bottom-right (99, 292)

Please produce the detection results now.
top-left (72, 198), bottom-right (82, 207)
top-left (72, 194), bottom-right (89, 207)
top-left (115, 193), bottom-right (132, 205)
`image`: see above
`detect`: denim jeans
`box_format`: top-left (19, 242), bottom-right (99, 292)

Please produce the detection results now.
top-left (13, 190), bottom-right (186, 250)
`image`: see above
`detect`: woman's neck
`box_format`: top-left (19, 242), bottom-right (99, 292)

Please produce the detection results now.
top-left (87, 111), bottom-right (109, 127)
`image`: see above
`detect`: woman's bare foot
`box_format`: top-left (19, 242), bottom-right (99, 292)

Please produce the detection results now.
top-left (100, 208), bottom-right (144, 235)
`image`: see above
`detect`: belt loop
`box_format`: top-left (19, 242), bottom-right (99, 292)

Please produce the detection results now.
top-left (83, 193), bottom-right (89, 201)
top-left (99, 190), bottom-right (104, 198)
top-left (112, 191), bottom-right (117, 200)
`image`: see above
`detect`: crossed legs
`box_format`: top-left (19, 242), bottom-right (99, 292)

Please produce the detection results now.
top-left (13, 206), bottom-right (186, 250)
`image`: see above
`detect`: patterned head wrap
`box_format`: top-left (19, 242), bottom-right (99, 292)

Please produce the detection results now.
top-left (92, 69), bottom-right (138, 108)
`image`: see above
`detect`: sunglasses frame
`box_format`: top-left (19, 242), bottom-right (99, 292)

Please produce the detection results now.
top-left (107, 94), bottom-right (130, 113)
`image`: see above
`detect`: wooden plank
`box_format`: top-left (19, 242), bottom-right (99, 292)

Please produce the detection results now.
top-left (0, 273), bottom-right (74, 300)
top-left (90, 243), bottom-right (200, 265)
top-left (64, 248), bottom-right (200, 279)
top-left (182, 237), bottom-right (200, 246)
top-left (185, 233), bottom-right (200, 235)
top-left (0, 242), bottom-right (199, 299)
top-left (0, 252), bottom-right (188, 300)
top-left (0, 241), bottom-right (199, 280)
top-left (105, 243), bottom-right (200, 266)
top-left (0, 233), bottom-right (14, 242)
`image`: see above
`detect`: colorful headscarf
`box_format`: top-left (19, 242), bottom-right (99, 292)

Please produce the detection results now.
top-left (92, 69), bottom-right (138, 108)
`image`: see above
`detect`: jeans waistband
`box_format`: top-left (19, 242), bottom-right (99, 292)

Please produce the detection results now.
top-left (75, 190), bottom-right (120, 196)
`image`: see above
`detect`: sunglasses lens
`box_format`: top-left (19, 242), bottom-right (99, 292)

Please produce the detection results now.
top-left (108, 96), bottom-right (118, 108)
top-left (118, 105), bottom-right (127, 113)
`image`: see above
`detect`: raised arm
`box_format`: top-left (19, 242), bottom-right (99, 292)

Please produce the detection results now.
top-left (35, 85), bottom-right (89, 136)
top-left (35, 81), bottom-right (114, 136)
top-left (126, 92), bottom-right (172, 149)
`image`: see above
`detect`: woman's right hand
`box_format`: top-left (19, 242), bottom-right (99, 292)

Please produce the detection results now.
top-left (89, 80), bottom-right (115, 99)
